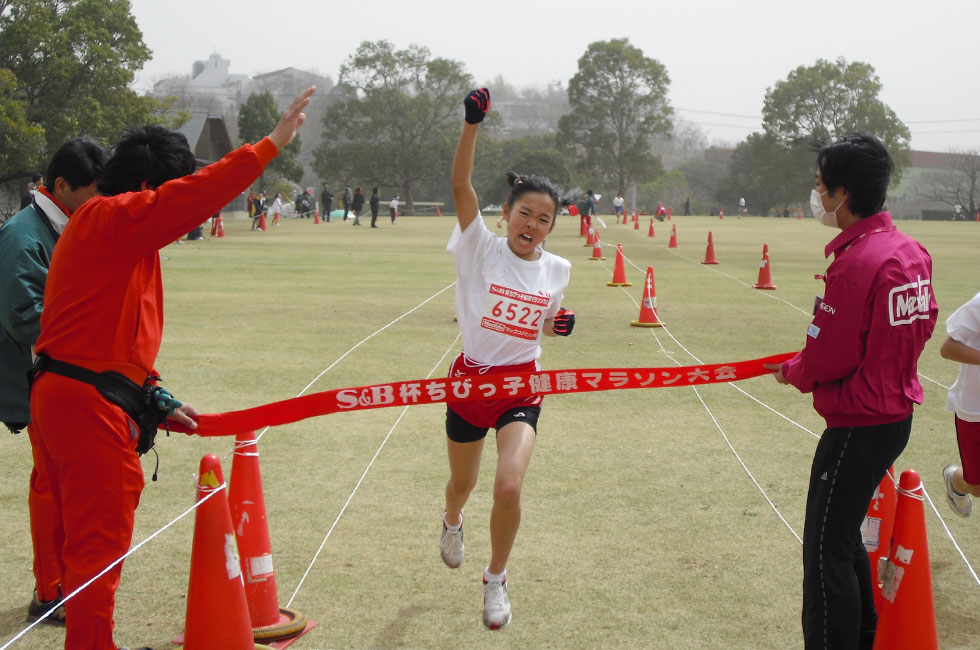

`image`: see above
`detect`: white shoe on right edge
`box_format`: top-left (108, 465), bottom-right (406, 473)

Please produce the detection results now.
top-left (482, 577), bottom-right (512, 630)
top-left (944, 465), bottom-right (973, 517)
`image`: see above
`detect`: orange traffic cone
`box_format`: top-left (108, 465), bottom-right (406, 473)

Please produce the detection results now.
top-left (668, 224), bottom-right (677, 248)
top-left (607, 244), bottom-right (632, 286)
top-left (229, 434), bottom-right (310, 643)
top-left (719, 207), bottom-right (724, 219)
top-left (873, 469), bottom-right (938, 650)
top-left (667, 207), bottom-right (671, 220)
top-left (259, 212), bottom-right (267, 231)
top-left (181, 455), bottom-right (256, 649)
top-left (313, 209), bottom-right (321, 224)
top-left (589, 234), bottom-right (606, 260)
top-left (753, 243), bottom-right (776, 290)
top-left (436, 205), bottom-right (442, 216)
top-left (585, 226), bottom-right (596, 247)
top-left (217, 216), bottom-right (225, 238)
top-left (648, 219), bottom-right (655, 238)
top-left (701, 231), bottom-right (719, 264)
top-left (631, 266), bottom-right (662, 327)
top-left (797, 207), bottom-right (803, 220)
top-left (862, 466), bottom-right (897, 611)
top-left (634, 218), bottom-right (639, 230)
top-left (210, 216), bottom-right (218, 237)
top-left (579, 213), bottom-right (587, 236)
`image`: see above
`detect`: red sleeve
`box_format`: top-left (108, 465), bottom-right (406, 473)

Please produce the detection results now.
top-left (99, 138), bottom-right (278, 259)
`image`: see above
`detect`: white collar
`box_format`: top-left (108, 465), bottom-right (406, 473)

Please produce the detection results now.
top-left (32, 191), bottom-right (70, 235)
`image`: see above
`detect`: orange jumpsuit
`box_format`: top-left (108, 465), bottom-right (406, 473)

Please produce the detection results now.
top-left (30, 138), bottom-right (276, 649)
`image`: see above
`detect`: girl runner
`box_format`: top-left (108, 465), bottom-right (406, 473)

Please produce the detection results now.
top-left (441, 87), bottom-right (575, 630)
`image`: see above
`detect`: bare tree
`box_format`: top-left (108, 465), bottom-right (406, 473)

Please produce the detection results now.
top-left (915, 148), bottom-right (980, 218)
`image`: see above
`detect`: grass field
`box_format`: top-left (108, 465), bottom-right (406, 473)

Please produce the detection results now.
top-left (1, 212), bottom-right (978, 649)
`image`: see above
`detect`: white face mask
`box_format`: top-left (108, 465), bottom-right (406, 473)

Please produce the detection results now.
top-left (810, 189), bottom-right (843, 228)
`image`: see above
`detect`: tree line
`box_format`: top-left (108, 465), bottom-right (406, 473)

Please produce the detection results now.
top-left (2, 1), bottom-right (977, 217)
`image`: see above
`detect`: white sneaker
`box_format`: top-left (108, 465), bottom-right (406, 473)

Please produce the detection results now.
top-left (944, 465), bottom-right (972, 517)
top-left (482, 577), bottom-right (512, 630)
top-left (440, 512), bottom-right (463, 568)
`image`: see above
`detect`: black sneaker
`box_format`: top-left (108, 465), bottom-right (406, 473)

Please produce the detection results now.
top-left (27, 589), bottom-right (65, 625)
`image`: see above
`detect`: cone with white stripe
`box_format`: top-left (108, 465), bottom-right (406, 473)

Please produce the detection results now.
top-left (589, 233), bottom-right (606, 260)
top-left (873, 469), bottom-right (938, 650)
top-left (753, 243), bottom-right (776, 290)
top-left (229, 432), bottom-right (308, 642)
top-left (862, 466), bottom-right (897, 611)
top-left (631, 266), bottom-right (662, 327)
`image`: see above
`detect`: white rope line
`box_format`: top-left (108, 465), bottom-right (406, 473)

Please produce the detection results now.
top-left (609, 243), bottom-right (977, 579)
top-left (0, 482), bottom-right (227, 650)
top-left (286, 333), bottom-right (462, 608)
top-left (921, 483), bottom-right (980, 586)
top-left (251, 281), bottom-right (456, 446)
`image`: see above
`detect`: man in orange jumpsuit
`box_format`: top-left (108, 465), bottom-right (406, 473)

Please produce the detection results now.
top-left (29, 87), bottom-right (314, 649)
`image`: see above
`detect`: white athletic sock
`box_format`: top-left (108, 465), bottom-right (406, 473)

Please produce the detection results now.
top-left (484, 567), bottom-right (506, 584)
top-left (443, 512), bottom-right (462, 531)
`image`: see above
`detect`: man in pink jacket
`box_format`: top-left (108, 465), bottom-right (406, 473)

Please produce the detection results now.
top-left (766, 133), bottom-right (937, 650)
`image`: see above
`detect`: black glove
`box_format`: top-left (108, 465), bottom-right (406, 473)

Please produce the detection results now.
top-left (463, 88), bottom-right (491, 124)
top-left (553, 308), bottom-right (575, 336)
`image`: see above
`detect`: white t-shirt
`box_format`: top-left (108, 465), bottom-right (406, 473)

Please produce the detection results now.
top-left (612, 196), bottom-right (624, 208)
top-left (389, 198), bottom-right (399, 209)
top-left (448, 215), bottom-right (570, 366)
top-left (272, 197), bottom-right (282, 213)
top-left (946, 291), bottom-right (980, 421)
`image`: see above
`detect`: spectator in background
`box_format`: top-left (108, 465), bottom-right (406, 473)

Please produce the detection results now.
top-left (0, 137), bottom-right (108, 626)
top-left (20, 174), bottom-right (43, 210)
top-left (271, 192), bottom-right (283, 226)
top-left (389, 194), bottom-right (399, 224)
top-left (738, 196), bottom-right (746, 217)
top-left (321, 183), bottom-right (334, 223)
top-left (342, 185), bottom-right (352, 222)
top-left (369, 187), bottom-right (380, 228)
top-left (350, 187), bottom-right (364, 226)
top-left (684, 197), bottom-right (691, 216)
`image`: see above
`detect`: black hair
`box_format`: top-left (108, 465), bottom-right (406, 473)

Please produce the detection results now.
top-left (815, 133), bottom-right (893, 219)
top-left (46, 137), bottom-right (108, 191)
top-left (98, 125), bottom-right (196, 196)
top-left (31, 173), bottom-right (43, 183)
top-left (505, 171), bottom-right (574, 218)
top-left (372, 186), bottom-right (379, 194)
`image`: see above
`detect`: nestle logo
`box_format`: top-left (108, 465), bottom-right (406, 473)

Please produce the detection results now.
top-left (888, 278), bottom-right (931, 326)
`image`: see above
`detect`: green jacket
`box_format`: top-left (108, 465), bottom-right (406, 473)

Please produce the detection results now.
top-left (577, 195), bottom-right (596, 217)
top-left (0, 203), bottom-right (59, 426)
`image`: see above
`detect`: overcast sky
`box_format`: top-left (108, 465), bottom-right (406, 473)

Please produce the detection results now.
top-left (129, 0), bottom-right (980, 153)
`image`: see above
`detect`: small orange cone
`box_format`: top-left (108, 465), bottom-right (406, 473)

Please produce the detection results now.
top-left (634, 218), bottom-right (639, 230)
top-left (217, 217), bottom-right (225, 238)
top-left (631, 266), bottom-right (662, 327)
top-left (862, 466), bottom-right (897, 611)
top-left (607, 244), bottom-right (632, 286)
top-left (719, 207), bottom-right (724, 219)
top-left (753, 243), bottom-right (776, 290)
top-left (181, 455), bottom-right (255, 649)
top-left (313, 209), bottom-right (321, 224)
top-left (701, 231), bottom-right (719, 264)
top-left (589, 233), bottom-right (606, 260)
top-left (230, 434), bottom-right (310, 643)
top-left (873, 469), bottom-right (938, 650)
top-left (579, 213), bottom-right (587, 236)
top-left (667, 207), bottom-right (671, 220)
top-left (622, 212), bottom-right (628, 225)
top-left (259, 212), bottom-right (267, 231)
top-left (668, 224), bottom-right (677, 248)
top-left (648, 219), bottom-right (655, 238)
top-left (585, 226), bottom-right (595, 247)
top-left (797, 207), bottom-right (803, 220)
top-left (210, 215), bottom-right (219, 237)
top-left (436, 205), bottom-right (442, 216)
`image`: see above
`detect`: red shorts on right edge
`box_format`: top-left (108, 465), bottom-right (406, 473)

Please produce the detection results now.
top-left (955, 416), bottom-right (980, 485)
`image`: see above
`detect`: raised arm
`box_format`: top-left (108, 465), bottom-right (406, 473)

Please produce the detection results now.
top-left (451, 88), bottom-right (489, 232)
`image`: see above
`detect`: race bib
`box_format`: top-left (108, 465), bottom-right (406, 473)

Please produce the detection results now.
top-left (482, 283), bottom-right (550, 340)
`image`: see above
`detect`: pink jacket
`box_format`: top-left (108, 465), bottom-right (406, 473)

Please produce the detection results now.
top-left (782, 212), bottom-right (937, 428)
